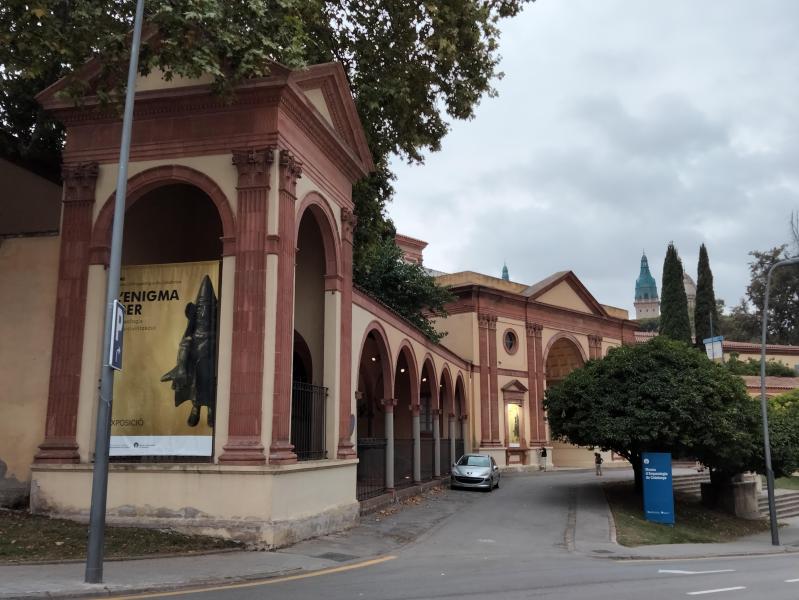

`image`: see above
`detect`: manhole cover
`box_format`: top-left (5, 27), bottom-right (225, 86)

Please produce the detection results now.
top-left (316, 552), bottom-right (360, 562)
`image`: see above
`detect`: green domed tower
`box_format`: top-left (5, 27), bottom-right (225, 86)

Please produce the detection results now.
top-left (634, 252), bottom-right (660, 319)
top-left (501, 262), bottom-right (509, 281)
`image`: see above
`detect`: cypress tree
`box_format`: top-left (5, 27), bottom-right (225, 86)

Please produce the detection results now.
top-left (694, 244), bottom-right (719, 348)
top-left (660, 242), bottom-right (692, 344)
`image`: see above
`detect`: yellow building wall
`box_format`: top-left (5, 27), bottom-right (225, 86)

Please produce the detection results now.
top-left (536, 282), bottom-right (593, 314)
top-left (434, 312), bottom-right (476, 363)
top-left (726, 350), bottom-right (799, 370)
top-left (496, 318), bottom-right (527, 372)
top-left (0, 236), bottom-right (59, 503)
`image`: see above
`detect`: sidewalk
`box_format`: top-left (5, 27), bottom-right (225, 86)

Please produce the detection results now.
top-left (572, 468), bottom-right (799, 560)
top-left (0, 485), bottom-right (470, 600)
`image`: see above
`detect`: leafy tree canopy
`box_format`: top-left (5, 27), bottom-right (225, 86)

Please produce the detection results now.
top-left (1, 0), bottom-right (530, 337)
top-left (724, 352), bottom-right (795, 377)
top-left (355, 238), bottom-right (454, 342)
top-left (544, 337), bottom-right (758, 492)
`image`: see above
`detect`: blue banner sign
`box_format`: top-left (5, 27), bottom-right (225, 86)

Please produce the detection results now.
top-left (642, 452), bottom-right (675, 525)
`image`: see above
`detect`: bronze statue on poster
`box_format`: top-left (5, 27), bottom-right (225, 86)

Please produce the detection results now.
top-left (161, 275), bottom-right (218, 427)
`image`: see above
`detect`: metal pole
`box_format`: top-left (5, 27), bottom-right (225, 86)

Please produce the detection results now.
top-left (85, 0), bottom-right (145, 583)
top-left (759, 256), bottom-right (799, 547)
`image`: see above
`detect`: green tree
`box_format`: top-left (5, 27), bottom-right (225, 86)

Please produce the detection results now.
top-left (724, 352), bottom-right (795, 377)
top-left (1, 0), bottom-right (531, 336)
top-left (636, 316), bottom-right (660, 332)
top-left (694, 244), bottom-right (718, 348)
top-left (354, 238), bottom-right (454, 342)
top-left (717, 299), bottom-right (760, 343)
top-left (659, 243), bottom-right (692, 344)
top-left (744, 246), bottom-right (799, 345)
top-left (766, 389), bottom-right (799, 478)
top-left (544, 337), bottom-right (758, 493)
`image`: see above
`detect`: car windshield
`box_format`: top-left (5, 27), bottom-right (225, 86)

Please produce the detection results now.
top-left (458, 455), bottom-right (490, 467)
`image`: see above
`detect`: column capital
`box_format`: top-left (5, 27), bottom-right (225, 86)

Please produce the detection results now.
top-left (62, 162), bottom-right (99, 205)
top-left (341, 207), bottom-right (358, 241)
top-left (232, 146), bottom-right (274, 188)
top-left (588, 334), bottom-right (603, 347)
top-left (432, 408), bottom-right (443, 417)
top-left (380, 397), bottom-right (397, 412)
top-left (478, 313), bottom-right (497, 330)
top-left (278, 150), bottom-right (303, 196)
top-left (525, 321), bottom-right (544, 338)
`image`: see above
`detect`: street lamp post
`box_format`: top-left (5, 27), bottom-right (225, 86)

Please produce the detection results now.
top-left (84, 0), bottom-right (145, 583)
top-left (760, 256), bottom-right (799, 546)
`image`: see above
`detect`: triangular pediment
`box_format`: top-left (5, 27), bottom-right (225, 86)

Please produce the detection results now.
top-left (523, 271), bottom-right (608, 317)
top-left (501, 379), bottom-right (528, 393)
top-left (290, 63), bottom-right (374, 171)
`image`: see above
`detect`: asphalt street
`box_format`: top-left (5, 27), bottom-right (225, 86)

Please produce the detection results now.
top-left (119, 471), bottom-right (799, 600)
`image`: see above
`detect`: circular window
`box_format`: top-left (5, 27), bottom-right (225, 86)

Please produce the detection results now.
top-left (503, 329), bottom-right (518, 354)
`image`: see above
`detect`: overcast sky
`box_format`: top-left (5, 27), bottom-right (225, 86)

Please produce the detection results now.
top-left (387, 0), bottom-right (799, 315)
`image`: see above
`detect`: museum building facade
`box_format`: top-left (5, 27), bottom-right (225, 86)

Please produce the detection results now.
top-left (0, 60), bottom-right (636, 544)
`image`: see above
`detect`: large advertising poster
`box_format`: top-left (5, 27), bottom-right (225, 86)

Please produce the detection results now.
top-left (110, 261), bottom-right (219, 456)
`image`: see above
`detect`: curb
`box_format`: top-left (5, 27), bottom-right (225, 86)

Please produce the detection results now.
top-left (0, 548), bottom-right (243, 568)
top-left (0, 566), bottom-right (304, 600)
top-left (578, 544), bottom-right (799, 561)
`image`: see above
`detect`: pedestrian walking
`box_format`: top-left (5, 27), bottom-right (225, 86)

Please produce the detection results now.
top-left (594, 452), bottom-right (603, 476)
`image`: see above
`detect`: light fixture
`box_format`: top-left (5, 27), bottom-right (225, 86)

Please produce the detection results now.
top-left (400, 368), bottom-right (406, 373)
top-left (371, 357), bottom-right (376, 362)
top-left (422, 377), bottom-right (427, 382)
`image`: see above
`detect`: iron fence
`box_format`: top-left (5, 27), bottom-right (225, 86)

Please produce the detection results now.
top-left (440, 442), bottom-right (451, 475)
top-left (420, 438), bottom-right (434, 481)
top-left (291, 381), bottom-right (327, 461)
top-left (356, 438), bottom-right (386, 501)
top-left (394, 438), bottom-right (414, 488)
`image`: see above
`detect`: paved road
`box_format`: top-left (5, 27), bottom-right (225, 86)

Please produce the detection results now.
top-left (125, 471), bottom-right (799, 600)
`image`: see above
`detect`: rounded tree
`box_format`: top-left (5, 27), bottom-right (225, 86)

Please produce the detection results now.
top-left (544, 337), bottom-right (758, 493)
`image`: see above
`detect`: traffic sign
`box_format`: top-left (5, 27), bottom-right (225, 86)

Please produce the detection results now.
top-left (107, 300), bottom-right (125, 371)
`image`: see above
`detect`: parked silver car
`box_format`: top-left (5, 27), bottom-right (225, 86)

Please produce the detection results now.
top-left (450, 454), bottom-right (500, 491)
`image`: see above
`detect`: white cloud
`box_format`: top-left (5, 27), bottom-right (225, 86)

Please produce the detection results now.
top-left (388, 0), bottom-right (799, 313)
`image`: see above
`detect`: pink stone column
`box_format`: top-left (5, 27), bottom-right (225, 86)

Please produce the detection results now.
top-left (337, 208), bottom-right (358, 459)
top-left (487, 315), bottom-right (500, 444)
top-left (219, 148), bottom-right (273, 465)
top-left (36, 163), bottom-right (99, 463)
top-left (269, 151), bottom-right (302, 464)
top-left (477, 313), bottom-right (491, 446)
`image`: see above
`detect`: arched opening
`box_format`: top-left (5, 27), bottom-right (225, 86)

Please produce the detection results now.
top-left (121, 184), bottom-right (222, 265)
top-left (113, 183), bottom-right (223, 461)
top-left (545, 336), bottom-right (588, 467)
top-left (545, 337), bottom-right (585, 387)
top-left (290, 210), bottom-right (330, 461)
top-left (393, 345), bottom-right (418, 488)
top-left (355, 327), bottom-right (392, 500)
top-left (439, 368), bottom-right (454, 475)
top-left (419, 358), bottom-right (437, 481)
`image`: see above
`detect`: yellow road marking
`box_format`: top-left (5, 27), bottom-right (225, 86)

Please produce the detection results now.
top-left (109, 555), bottom-right (397, 599)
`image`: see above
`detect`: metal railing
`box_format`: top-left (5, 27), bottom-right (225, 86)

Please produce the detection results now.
top-left (291, 381), bottom-right (327, 461)
top-left (420, 438), bottom-right (434, 481)
top-left (440, 443), bottom-right (451, 475)
top-left (356, 438), bottom-right (386, 501)
top-left (394, 438), bottom-right (414, 488)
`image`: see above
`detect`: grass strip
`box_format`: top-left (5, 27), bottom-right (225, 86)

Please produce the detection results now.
top-left (0, 509), bottom-right (241, 563)
top-left (603, 481), bottom-right (769, 546)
